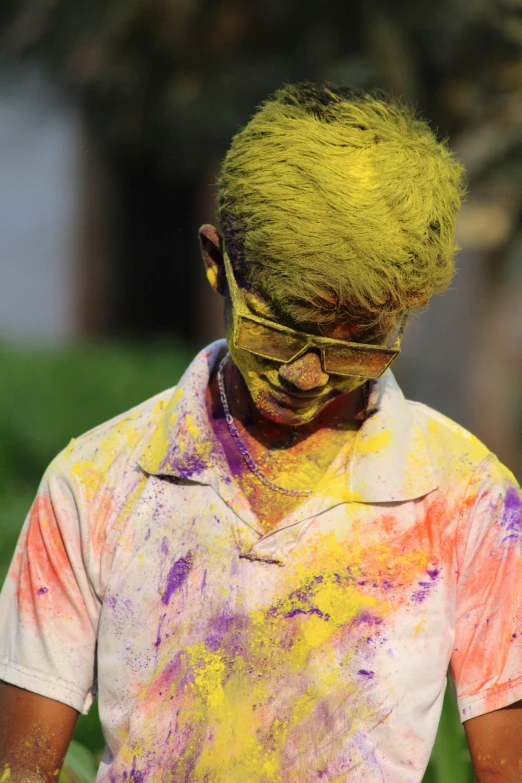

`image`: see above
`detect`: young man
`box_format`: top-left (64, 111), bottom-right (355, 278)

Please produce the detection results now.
top-left (1, 82), bottom-right (522, 783)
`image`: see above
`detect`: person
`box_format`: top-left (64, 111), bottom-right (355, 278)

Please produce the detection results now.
top-left (1, 81), bottom-right (521, 783)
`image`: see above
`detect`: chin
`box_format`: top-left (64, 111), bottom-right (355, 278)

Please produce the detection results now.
top-left (253, 395), bottom-right (324, 427)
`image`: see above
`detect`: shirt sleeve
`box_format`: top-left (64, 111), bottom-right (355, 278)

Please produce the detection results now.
top-left (450, 453), bottom-right (522, 723)
top-left (0, 449), bottom-right (101, 715)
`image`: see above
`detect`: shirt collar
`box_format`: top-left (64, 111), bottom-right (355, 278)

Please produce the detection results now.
top-left (138, 340), bottom-right (438, 503)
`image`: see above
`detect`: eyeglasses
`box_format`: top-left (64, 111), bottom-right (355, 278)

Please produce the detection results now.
top-left (222, 248), bottom-right (407, 379)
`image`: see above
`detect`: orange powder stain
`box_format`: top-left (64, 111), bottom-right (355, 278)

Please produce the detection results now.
top-left (13, 493), bottom-right (88, 634)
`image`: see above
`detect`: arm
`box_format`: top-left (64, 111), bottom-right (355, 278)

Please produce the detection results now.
top-left (464, 700), bottom-right (522, 782)
top-left (0, 681), bottom-right (78, 783)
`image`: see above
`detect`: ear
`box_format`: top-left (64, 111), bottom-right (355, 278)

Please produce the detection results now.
top-left (198, 224), bottom-right (227, 297)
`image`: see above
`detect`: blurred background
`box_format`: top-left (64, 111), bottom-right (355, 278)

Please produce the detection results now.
top-left (1, 0), bottom-right (522, 781)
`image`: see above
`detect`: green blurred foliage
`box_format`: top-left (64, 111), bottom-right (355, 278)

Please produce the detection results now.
top-left (0, 341), bottom-right (473, 781)
top-left (60, 739), bottom-right (100, 783)
top-left (0, 340), bottom-right (192, 496)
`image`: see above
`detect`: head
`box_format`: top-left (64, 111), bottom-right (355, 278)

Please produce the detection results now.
top-left (200, 81), bottom-right (466, 426)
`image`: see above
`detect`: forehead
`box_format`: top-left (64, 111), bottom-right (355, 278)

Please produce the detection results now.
top-left (240, 287), bottom-right (368, 341)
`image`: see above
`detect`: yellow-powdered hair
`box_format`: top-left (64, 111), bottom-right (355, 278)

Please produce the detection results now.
top-left (216, 81), bottom-right (467, 335)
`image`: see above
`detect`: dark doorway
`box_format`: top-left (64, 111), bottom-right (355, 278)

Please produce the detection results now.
top-left (110, 155), bottom-right (196, 342)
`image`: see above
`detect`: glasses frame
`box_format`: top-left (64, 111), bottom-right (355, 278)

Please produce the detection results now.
top-left (222, 248), bottom-right (407, 379)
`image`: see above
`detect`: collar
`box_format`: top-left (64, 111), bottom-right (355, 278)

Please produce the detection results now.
top-left (138, 340), bottom-right (438, 503)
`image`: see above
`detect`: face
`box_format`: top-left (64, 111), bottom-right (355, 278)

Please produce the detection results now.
top-left (225, 286), bottom-right (390, 428)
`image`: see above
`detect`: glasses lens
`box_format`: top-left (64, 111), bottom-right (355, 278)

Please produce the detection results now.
top-left (237, 316), bottom-right (305, 361)
top-left (324, 345), bottom-right (396, 378)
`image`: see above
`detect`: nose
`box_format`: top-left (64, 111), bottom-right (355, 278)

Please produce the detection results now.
top-left (278, 350), bottom-right (329, 391)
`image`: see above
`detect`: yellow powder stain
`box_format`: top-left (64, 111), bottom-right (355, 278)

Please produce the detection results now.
top-left (151, 396), bottom-right (169, 416)
top-left (289, 686), bottom-right (316, 727)
top-left (137, 552), bottom-right (144, 566)
top-left (413, 617), bottom-right (427, 637)
top-left (123, 523), bottom-right (433, 783)
top-left (139, 398), bottom-right (178, 471)
top-left (0, 765), bottom-right (11, 783)
top-left (425, 416), bottom-right (490, 467)
top-left (187, 643), bottom-right (226, 710)
top-left (315, 581), bottom-right (379, 626)
top-left (185, 414), bottom-right (200, 438)
top-left (298, 613), bottom-right (334, 650)
top-left (70, 459), bottom-right (100, 500)
top-left (70, 413), bottom-right (145, 501)
top-left (206, 265), bottom-right (219, 289)
top-left (289, 531), bottom-right (429, 599)
top-left (178, 434), bottom-right (187, 456)
top-left (186, 632), bottom-right (371, 783)
top-left (357, 429), bottom-right (392, 455)
top-left (193, 686), bottom-right (285, 783)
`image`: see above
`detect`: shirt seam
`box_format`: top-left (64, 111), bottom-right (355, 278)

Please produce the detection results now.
top-left (0, 656), bottom-right (87, 699)
top-left (454, 452), bottom-right (496, 582)
top-left (459, 675), bottom-right (522, 708)
top-left (54, 464), bottom-right (101, 611)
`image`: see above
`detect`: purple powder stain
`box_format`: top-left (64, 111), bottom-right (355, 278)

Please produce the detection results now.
top-left (411, 588), bottom-right (430, 602)
top-left (284, 607), bottom-right (326, 620)
top-left (106, 595), bottom-right (117, 609)
top-left (427, 568), bottom-right (440, 580)
top-left (144, 527), bottom-right (151, 542)
top-left (266, 576), bottom-right (324, 620)
top-left (205, 613), bottom-right (249, 653)
top-left (205, 633), bottom-right (221, 652)
top-left (37, 587), bottom-right (48, 595)
top-left (411, 575), bottom-right (438, 603)
top-left (358, 670), bottom-right (375, 678)
top-left (501, 487), bottom-right (522, 543)
top-left (161, 536), bottom-right (169, 556)
top-left (154, 612), bottom-right (167, 648)
top-left (161, 550), bottom-right (194, 605)
top-left (177, 453), bottom-right (211, 479)
top-left (353, 612), bottom-right (382, 626)
top-left (129, 756), bottom-right (145, 783)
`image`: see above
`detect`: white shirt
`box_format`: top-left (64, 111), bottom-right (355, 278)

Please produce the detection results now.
top-left (1, 340), bottom-right (522, 782)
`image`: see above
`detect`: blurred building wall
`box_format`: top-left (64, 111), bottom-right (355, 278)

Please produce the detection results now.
top-left (0, 64), bottom-right (80, 344)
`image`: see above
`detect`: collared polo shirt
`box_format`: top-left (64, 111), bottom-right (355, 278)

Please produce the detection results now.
top-left (1, 339), bottom-right (522, 782)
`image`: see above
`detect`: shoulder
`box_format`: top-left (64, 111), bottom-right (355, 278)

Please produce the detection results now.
top-left (48, 386), bottom-right (176, 489)
top-left (407, 400), bottom-right (512, 489)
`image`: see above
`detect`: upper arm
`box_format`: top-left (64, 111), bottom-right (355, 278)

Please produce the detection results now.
top-left (0, 681), bottom-right (79, 783)
top-left (464, 700), bottom-right (522, 782)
